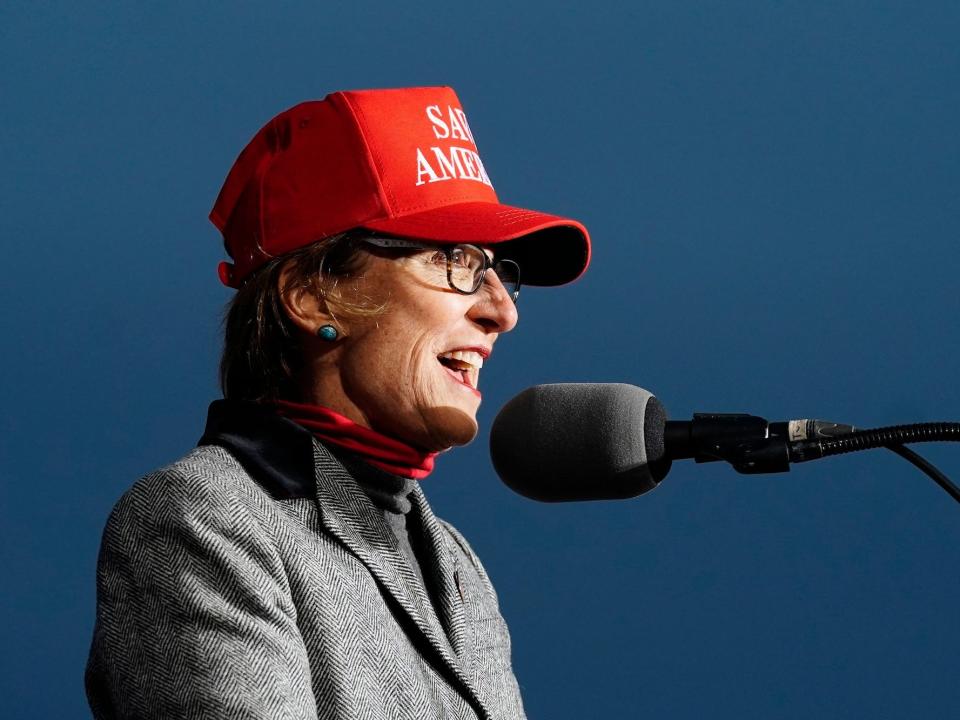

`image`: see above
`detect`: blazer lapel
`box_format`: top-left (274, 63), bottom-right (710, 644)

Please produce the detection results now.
top-left (408, 486), bottom-right (470, 664)
top-left (311, 441), bottom-right (489, 718)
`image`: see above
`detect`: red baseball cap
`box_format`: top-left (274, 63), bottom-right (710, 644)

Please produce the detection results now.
top-left (210, 86), bottom-right (591, 289)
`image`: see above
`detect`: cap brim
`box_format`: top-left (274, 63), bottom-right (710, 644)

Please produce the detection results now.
top-left (362, 201), bottom-right (591, 286)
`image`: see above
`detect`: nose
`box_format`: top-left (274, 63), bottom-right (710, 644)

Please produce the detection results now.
top-left (468, 269), bottom-right (519, 333)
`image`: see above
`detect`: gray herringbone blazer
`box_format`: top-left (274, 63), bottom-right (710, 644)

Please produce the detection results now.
top-left (86, 402), bottom-right (527, 719)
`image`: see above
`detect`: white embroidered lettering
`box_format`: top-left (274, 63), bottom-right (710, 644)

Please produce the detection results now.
top-left (431, 146), bottom-right (466, 180)
top-left (426, 105), bottom-right (449, 139)
top-left (415, 105), bottom-right (493, 188)
top-left (448, 107), bottom-right (469, 142)
top-left (474, 152), bottom-right (492, 186)
top-left (456, 147), bottom-right (479, 180)
top-left (452, 108), bottom-right (475, 144)
top-left (415, 148), bottom-right (441, 185)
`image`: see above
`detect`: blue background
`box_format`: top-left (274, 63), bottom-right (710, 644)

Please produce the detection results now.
top-left (3, 1), bottom-right (959, 717)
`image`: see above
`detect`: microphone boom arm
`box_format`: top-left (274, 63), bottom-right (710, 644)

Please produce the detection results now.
top-left (665, 416), bottom-right (960, 503)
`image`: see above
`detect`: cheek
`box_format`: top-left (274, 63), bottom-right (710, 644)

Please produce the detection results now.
top-left (340, 311), bottom-right (479, 449)
top-left (385, 335), bottom-right (441, 405)
top-left (365, 299), bottom-right (445, 382)
top-left (342, 321), bottom-right (438, 409)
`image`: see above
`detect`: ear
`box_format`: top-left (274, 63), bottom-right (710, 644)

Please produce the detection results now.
top-left (277, 261), bottom-right (342, 336)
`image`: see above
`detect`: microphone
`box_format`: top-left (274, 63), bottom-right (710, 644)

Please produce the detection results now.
top-left (489, 383), bottom-right (671, 502)
top-left (490, 383), bottom-right (960, 504)
top-left (489, 383), bottom-right (856, 502)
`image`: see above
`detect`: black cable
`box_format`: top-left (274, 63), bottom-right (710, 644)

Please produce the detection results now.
top-left (783, 422), bottom-right (960, 505)
top-left (887, 444), bottom-right (960, 505)
top-left (790, 422), bottom-right (960, 462)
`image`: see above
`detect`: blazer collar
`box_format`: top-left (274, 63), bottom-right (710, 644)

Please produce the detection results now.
top-left (199, 399), bottom-right (316, 499)
top-left (198, 400), bottom-right (487, 719)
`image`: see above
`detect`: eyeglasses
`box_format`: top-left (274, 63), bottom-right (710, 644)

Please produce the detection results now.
top-left (361, 236), bottom-right (521, 303)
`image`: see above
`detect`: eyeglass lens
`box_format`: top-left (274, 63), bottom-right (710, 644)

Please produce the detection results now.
top-left (491, 260), bottom-right (520, 301)
top-left (446, 246), bottom-right (519, 301)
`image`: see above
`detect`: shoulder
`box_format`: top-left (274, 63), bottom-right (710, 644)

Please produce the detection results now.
top-left (102, 445), bottom-right (277, 546)
top-left (115, 445), bottom-right (252, 511)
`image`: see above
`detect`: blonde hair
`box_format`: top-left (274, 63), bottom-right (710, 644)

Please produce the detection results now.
top-left (219, 233), bottom-right (373, 401)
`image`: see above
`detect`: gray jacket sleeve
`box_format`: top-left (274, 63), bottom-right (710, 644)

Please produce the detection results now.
top-left (85, 467), bottom-right (318, 720)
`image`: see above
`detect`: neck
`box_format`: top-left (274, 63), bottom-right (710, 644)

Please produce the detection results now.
top-left (272, 399), bottom-right (439, 479)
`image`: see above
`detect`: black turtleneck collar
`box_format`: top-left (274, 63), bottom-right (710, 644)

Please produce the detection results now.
top-left (198, 400), bottom-right (416, 513)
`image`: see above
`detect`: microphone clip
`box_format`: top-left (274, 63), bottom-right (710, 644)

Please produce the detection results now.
top-left (664, 413), bottom-right (792, 474)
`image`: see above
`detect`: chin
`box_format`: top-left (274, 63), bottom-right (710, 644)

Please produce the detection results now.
top-left (420, 406), bottom-right (479, 451)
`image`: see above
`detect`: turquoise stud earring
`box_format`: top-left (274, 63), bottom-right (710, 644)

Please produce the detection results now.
top-left (317, 324), bottom-right (339, 342)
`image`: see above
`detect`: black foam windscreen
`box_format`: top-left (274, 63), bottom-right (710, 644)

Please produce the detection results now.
top-left (489, 383), bottom-right (670, 502)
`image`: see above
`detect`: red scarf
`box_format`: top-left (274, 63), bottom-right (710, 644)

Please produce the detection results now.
top-left (273, 400), bottom-right (438, 479)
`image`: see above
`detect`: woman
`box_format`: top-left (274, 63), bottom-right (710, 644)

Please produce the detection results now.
top-left (86, 86), bottom-right (590, 720)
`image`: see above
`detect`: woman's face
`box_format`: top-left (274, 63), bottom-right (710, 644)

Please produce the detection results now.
top-left (317, 245), bottom-right (519, 452)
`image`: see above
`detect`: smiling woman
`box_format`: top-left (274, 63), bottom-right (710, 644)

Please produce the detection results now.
top-left (275, 232), bottom-right (520, 452)
top-left (85, 86), bottom-right (590, 720)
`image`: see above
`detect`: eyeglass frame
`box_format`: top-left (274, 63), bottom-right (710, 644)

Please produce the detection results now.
top-left (359, 235), bottom-right (521, 303)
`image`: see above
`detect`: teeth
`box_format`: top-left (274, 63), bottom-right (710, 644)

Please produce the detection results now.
top-left (438, 350), bottom-right (484, 369)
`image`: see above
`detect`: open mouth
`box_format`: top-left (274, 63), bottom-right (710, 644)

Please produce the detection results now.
top-left (437, 350), bottom-right (484, 394)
